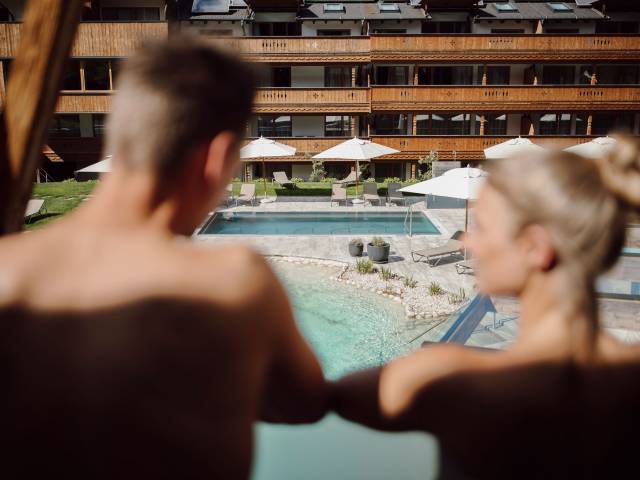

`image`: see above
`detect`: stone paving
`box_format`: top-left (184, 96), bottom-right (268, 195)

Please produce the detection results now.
top-left (194, 199), bottom-right (477, 294)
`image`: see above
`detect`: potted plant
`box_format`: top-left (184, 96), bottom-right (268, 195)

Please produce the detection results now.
top-left (349, 238), bottom-right (364, 257)
top-left (367, 237), bottom-right (390, 263)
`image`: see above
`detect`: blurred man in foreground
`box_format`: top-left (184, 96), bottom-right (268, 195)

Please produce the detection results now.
top-left (0, 39), bottom-right (326, 479)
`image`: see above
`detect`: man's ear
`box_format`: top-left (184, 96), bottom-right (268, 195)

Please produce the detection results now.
top-left (203, 131), bottom-right (240, 186)
top-left (520, 223), bottom-right (556, 272)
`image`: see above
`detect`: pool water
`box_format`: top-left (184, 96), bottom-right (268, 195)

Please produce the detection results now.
top-left (253, 262), bottom-right (439, 480)
top-left (200, 211), bottom-right (439, 236)
top-left (273, 261), bottom-right (423, 379)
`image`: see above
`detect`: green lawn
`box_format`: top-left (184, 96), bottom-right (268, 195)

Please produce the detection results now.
top-left (27, 180), bottom-right (98, 230)
top-left (24, 178), bottom-right (420, 230)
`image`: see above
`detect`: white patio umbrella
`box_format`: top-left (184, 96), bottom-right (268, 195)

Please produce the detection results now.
top-left (484, 137), bottom-right (545, 160)
top-left (240, 137), bottom-right (296, 199)
top-left (74, 155), bottom-right (112, 180)
top-left (399, 166), bottom-right (488, 231)
top-left (312, 137), bottom-right (400, 196)
top-left (564, 136), bottom-right (617, 159)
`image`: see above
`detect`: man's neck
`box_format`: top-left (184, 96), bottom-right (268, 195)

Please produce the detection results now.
top-left (69, 167), bottom-right (176, 236)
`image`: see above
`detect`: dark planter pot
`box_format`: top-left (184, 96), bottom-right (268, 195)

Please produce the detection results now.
top-left (349, 244), bottom-right (364, 257)
top-left (367, 243), bottom-right (390, 263)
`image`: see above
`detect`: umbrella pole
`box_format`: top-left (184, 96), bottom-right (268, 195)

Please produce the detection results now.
top-left (464, 199), bottom-right (469, 260)
top-left (355, 160), bottom-right (359, 198)
top-left (262, 159), bottom-right (267, 200)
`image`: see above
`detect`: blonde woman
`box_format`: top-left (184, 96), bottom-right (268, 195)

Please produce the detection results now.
top-left (332, 139), bottom-right (640, 479)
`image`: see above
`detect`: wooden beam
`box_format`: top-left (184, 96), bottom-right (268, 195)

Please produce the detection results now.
top-left (0, 0), bottom-right (83, 235)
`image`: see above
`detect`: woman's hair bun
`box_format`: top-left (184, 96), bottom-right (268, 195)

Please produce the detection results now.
top-left (596, 136), bottom-right (640, 210)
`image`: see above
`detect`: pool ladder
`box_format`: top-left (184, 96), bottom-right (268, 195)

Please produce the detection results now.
top-left (403, 204), bottom-right (413, 237)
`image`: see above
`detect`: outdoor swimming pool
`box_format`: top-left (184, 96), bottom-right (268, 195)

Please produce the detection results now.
top-left (200, 211), bottom-right (440, 236)
top-left (254, 262), bottom-right (439, 480)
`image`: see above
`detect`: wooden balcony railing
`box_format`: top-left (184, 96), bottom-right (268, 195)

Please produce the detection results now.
top-left (55, 93), bottom-right (111, 113)
top-left (369, 135), bottom-right (596, 160)
top-left (371, 86), bottom-right (640, 112)
top-left (370, 34), bottom-right (640, 62)
top-left (242, 137), bottom-right (347, 161)
top-left (206, 36), bottom-right (370, 63)
top-left (0, 22), bottom-right (168, 58)
top-left (254, 88), bottom-right (371, 113)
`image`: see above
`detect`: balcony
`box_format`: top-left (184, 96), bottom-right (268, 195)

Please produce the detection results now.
top-left (207, 36), bottom-right (370, 64)
top-left (370, 34), bottom-right (640, 63)
top-left (0, 21), bottom-right (168, 58)
top-left (371, 86), bottom-right (640, 112)
top-left (55, 92), bottom-right (111, 113)
top-left (254, 88), bottom-right (371, 113)
top-left (242, 137), bottom-right (348, 161)
top-left (369, 135), bottom-right (597, 160)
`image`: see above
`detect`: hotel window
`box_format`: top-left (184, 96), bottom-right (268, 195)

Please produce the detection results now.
top-left (591, 113), bottom-right (635, 136)
top-left (374, 66), bottom-right (409, 86)
top-left (495, 3), bottom-right (518, 12)
top-left (372, 114), bottom-right (408, 135)
top-left (325, 66), bottom-right (351, 87)
top-left (317, 30), bottom-right (351, 36)
top-left (479, 66), bottom-right (510, 85)
top-left (547, 3), bottom-right (571, 12)
top-left (373, 29), bottom-right (407, 34)
top-left (48, 114), bottom-right (81, 137)
top-left (416, 113), bottom-right (471, 135)
top-left (254, 22), bottom-right (298, 36)
top-left (257, 115), bottom-right (292, 137)
top-left (101, 7), bottom-right (160, 21)
top-left (595, 65), bottom-right (640, 85)
top-left (272, 67), bottom-right (291, 88)
top-left (84, 60), bottom-right (111, 90)
top-left (490, 29), bottom-right (525, 34)
top-left (418, 66), bottom-right (473, 86)
top-left (93, 114), bottom-right (107, 137)
top-left (62, 60), bottom-right (81, 90)
top-left (325, 116), bottom-right (350, 136)
top-left (538, 113), bottom-right (572, 135)
top-left (422, 22), bottom-right (470, 33)
top-left (542, 65), bottom-right (575, 85)
top-left (476, 113), bottom-right (508, 135)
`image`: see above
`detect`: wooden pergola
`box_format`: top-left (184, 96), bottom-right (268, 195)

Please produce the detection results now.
top-left (0, 0), bottom-right (83, 235)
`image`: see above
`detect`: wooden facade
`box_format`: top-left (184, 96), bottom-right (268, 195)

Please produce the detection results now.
top-left (371, 86), bottom-right (640, 112)
top-left (253, 88), bottom-right (371, 113)
top-left (0, 21), bottom-right (168, 58)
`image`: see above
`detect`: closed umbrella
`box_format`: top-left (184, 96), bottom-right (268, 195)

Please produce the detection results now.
top-left (484, 137), bottom-right (545, 160)
top-left (564, 136), bottom-right (617, 159)
top-left (399, 166), bottom-right (488, 231)
top-left (312, 137), bottom-right (399, 198)
top-left (240, 137), bottom-right (296, 200)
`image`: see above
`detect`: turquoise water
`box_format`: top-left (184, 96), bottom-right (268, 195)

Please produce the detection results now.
top-left (253, 262), bottom-right (439, 480)
top-left (273, 262), bottom-right (421, 379)
top-left (200, 211), bottom-right (439, 236)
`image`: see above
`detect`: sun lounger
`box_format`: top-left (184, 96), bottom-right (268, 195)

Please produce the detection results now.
top-left (411, 231), bottom-right (465, 265)
top-left (224, 183), bottom-right (234, 206)
top-left (334, 170), bottom-right (361, 186)
top-left (273, 171), bottom-right (295, 189)
top-left (363, 182), bottom-right (382, 206)
top-left (331, 184), bottom-right (347, 206)
top-left (236, 183), bottom-right (256, 206)
top-left (455, 259), bottom-right (475, 275)
top-left (386, 182), bottom-right (405, 206)
top-left (24, 199), bottom-right (46, 223)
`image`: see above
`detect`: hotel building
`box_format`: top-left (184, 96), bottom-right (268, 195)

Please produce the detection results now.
top-left (0, 0), bottom-right (639, 180)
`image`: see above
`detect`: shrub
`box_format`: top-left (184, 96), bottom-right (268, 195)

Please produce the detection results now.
top-left (383, 177), bottom-right (402, 185)
top-left (321, 177), bottom-right (338, 183)
top-left (379, 267), bottom-right (394, 281)
top-left (309, 160), bottom-right (326, 182)
top-left (403, 276), bottom-right (418, 288)
top-left (290, 177), bottom-right (305, 183)
top-left (370, 236), bottom-right (388, 247)
top-left (448, 288), bottom-right (468, 304)
top-left (428, 281), bottom-right (443, 296)
top-left (356, 259), bottom-right (375, 274)
top-left (364, 178), bottom-right (376, 183)
top-left (349, 238), bottom-right (363, 247)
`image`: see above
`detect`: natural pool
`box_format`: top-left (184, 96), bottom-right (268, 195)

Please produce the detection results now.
top-left (253, 262), bottom-right (439, 480)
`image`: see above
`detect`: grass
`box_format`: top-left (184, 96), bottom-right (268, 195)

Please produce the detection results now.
top-left (23, 178), bottom-right (419, 230)
top-left (26, 180), bottom-right (97, 230)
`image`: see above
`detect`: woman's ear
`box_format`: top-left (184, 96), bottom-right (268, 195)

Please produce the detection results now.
top-left (520, 223), bottom-right (557, 272)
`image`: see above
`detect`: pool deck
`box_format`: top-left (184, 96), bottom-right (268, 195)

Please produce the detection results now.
top-left (195, 200), bottom-right (476, 294)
